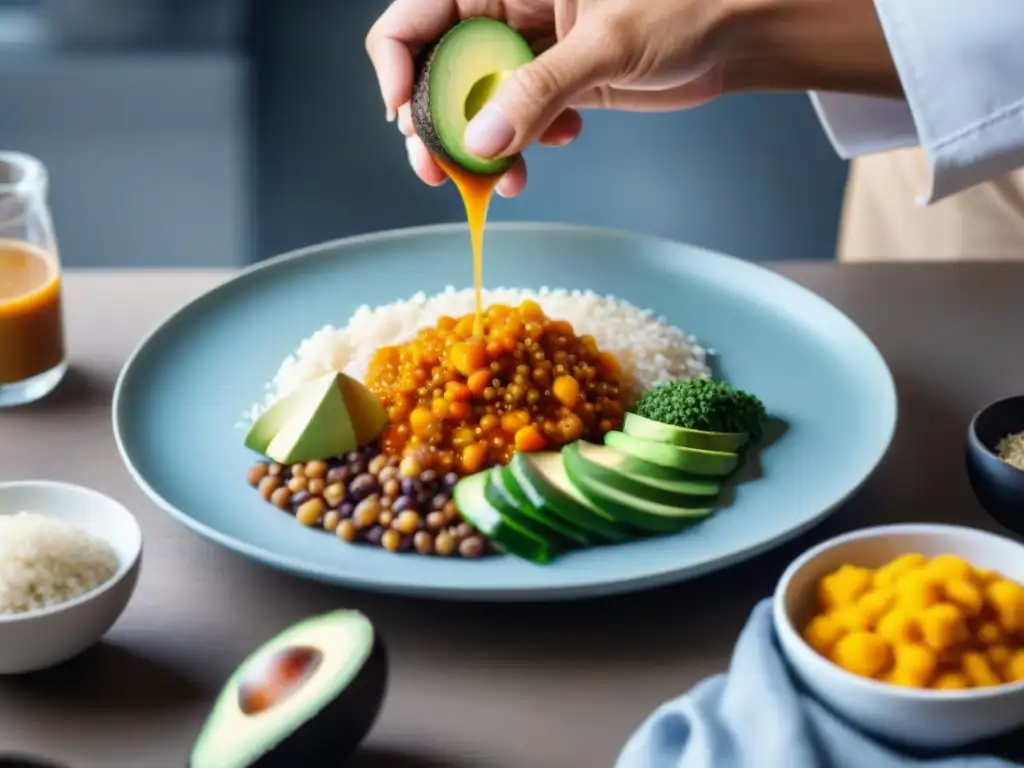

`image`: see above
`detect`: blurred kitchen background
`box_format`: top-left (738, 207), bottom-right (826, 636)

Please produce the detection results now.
top-left (0, 0), bottom-right (848, 268)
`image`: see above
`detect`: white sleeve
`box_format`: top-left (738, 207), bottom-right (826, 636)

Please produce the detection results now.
top-left (809, 1), bottom-right (1024, 204)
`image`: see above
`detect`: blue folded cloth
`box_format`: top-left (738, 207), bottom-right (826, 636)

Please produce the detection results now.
top-left (615, 599), bottom-right (1024, 768)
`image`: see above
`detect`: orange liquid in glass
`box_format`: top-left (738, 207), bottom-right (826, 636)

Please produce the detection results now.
top-left (0, 240), bottom-right (65, 384)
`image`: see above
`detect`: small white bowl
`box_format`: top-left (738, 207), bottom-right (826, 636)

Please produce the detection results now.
top-left (0, 480), bottom-right (143, 674)
top-left (774, 523), bottom-right (1024, 751)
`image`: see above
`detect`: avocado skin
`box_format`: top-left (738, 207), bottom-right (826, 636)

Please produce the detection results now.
top-left (188, 636), bottom-right (388, 768)
top-left (410, 30), bottom-right (516, 176)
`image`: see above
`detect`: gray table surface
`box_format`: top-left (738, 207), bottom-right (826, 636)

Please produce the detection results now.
top-left (1, 264), bottom-right (1023, 768)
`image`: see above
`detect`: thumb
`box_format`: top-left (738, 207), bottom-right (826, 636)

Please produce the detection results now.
top-left (464, 24), bottom-right (619, 159)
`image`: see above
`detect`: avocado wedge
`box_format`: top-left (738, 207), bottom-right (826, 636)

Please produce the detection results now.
top-left (623, 412), bottom-right (749, 452)
top-left (411, 18), bottom-right (535, 175)
top-left (605, 431), bottom-right (738, 477)
top-left (190, 610), bottom-right (387, 768)
top-left (453, 472), bottom-right (552, 564)
top-left (562, 441), bottom-right (720, 506)
top-left (485, 466), bottom-right (592, 548)
top-left (510, 452), bottom-right (636, 543)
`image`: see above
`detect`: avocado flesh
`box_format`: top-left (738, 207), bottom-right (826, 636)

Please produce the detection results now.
top-left (246, 372), bottom-right (361, 463)
top-left (453, 471), bottom-right (553, 564)
top-left (563, 441), bottom-right (721, 506)
top-left (189, 610), bottom-right (387, 768)
top-left (485, 466), bottom-right (591, 548)
top-left (510, 452), bottom-right (637, 543)
top-left (623, 412), bottom-right (749, 453)
top-left (411, 17), bottom-right (535, 175)
top-left (562, 447), bottom-right (713, 533)
top-left (605, 431), bottom-right (738, 477)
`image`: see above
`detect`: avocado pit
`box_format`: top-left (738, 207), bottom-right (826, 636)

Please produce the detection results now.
top-left (238, 645), bottom-right (323, 716)
top-left (464, 71), bottom-right (508, 121)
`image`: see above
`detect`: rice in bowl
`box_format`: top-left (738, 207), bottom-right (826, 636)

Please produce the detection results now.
top-left (0, 512), bottom-right (119, 615)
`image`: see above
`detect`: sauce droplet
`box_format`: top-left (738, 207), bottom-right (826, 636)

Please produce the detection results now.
top-left (238, 645), bottom-right (323, 716)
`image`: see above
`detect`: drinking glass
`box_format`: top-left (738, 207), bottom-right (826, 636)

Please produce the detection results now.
top-left (0, 151), bottom-right (67, 407)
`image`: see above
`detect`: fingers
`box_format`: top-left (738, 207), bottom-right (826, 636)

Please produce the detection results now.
top-left (538, 108), bottom-right (582, 146)
top-left (405, 137), bottom-right (448, 186)
top-left (496, 156), bottom-right (527, 198)
top-left (571, 69), bottom-right (725, 112)
top-left (365, 0), bottom-right (459, 118)
top-left (463, 21), bottom-right (621, 158)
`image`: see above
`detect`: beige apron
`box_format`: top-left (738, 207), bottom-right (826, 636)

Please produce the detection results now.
top-left (837, 148), bottom-right (1024, 261)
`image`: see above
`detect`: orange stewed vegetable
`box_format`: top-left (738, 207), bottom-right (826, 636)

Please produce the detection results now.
top-left (803, 554), bottom-right (1024, 690)
top-left (366, 301), bottom-right (625, 473)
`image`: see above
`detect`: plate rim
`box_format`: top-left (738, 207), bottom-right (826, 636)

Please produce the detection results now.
top-left (111, 221), bottom-right (898, 601)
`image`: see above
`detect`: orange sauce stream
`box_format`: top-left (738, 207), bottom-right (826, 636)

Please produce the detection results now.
top-left (0, 239), bottom-right (65, 384)
top-left (436, 158), bottom-right (501, 337)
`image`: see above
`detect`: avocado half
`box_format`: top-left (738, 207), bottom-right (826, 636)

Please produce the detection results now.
top-left (189, 610), bottom-right (388, 768)
top-left (411, 17), bottom-right (535, 176)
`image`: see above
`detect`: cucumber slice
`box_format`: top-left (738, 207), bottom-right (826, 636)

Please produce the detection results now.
top-left (486, 466), bottom-right (591, 548)
top-left (453, 472), bottom-right (553, 564)
top-left (510, 452), bottom-right (636, 544)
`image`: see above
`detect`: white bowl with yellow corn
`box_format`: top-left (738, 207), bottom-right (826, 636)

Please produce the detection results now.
top-left (774, 523), bottom-right (1024, 751)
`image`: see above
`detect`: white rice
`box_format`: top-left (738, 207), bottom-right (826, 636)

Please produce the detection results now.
top-left (244, 286), bottom-right (711, 425)
top-left (0, 512), bottom-right (118, 615)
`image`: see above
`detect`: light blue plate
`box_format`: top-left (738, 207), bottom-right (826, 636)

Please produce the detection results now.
top-left (112, 223), bottom-right (896, 601)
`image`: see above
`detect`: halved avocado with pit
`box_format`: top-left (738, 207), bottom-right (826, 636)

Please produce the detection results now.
top-left (411, 17), bottom-right (535, 175)
top-left (189, 610), bottom-right (387, 768)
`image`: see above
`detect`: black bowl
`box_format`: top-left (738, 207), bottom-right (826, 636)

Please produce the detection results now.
top-left (966, 395), bottom-right (1024, 535)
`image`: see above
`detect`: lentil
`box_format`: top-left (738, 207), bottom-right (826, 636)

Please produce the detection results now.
top-left (366, 302), bottom-right (625, 474)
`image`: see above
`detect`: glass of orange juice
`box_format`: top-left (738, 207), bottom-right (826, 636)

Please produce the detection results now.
top-left (0, 151), bottom-right (66, 407)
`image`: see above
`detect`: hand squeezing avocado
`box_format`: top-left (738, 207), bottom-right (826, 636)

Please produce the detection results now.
top-left (411, 17), bottom-right (535, 175)
top-left (189, 610), bottom-right (387, 768)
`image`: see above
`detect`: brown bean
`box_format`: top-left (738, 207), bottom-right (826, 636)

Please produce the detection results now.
top-left (322, 510), bottom-right (340, 532)
top-left (353, 496), bottom-right (381, 529)
top-left (304, 460), bottom-right (328, 479)
top-left (288, 476), bottom-right (307, 493)
top-left (267, 462), bottom-right (285, 477)
top-left (247, 463), bottom-right (269, 487)
top-left (307, 478), bottom-right (325, 496)
top-left (414, 531), bottom-right (434, 555)
top-left (382, 478), bottom-right (401, 499)
top-left (425, 511), bottom-right (446, 532)
top-left (290, 463), bottom-right (306, 479)
top-left (296, 498), bottom-right (325, 526)
top-left (459, 536), bottom-right (485, 558)
top-left (378, 511), bottom-right (393, 528)
top-left (337, 520), bottom-right (357, 542)
top-left (399, 455), bottom-right (422, 478)
top-left (435, 531), bottom-right (455, 556)
top-left (394, 510), bottom-right (421, 535)
top-left (378, 466), bottom-right (399, 484)
top-left (323, 482), bottom-right (345, 507)
top-left (368, 454), bottom-right (388, 476)
top-left (258, 475), bottom-right (282, 501)
top-left (381, 529), bottom-right (401, 552)
top-left (270, 487), bottom-right (292, 510)
top-left (442, 499), bottom-right (459, 523)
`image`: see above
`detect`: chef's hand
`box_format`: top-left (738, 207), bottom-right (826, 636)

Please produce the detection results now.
top-left (365, 0), bottom-right (899, 198)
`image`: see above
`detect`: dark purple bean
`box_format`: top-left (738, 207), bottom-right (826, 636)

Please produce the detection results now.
top-left (419, 469), bottom-right (438, 485)
top-left (391, 495), bottom-right (416, 515)
top-left (431, 492), bottom-right (450, 511)
top-left (349, 460), bottom-right (367, 477)
top-left (338, 501), bottom-right (355, 519)
top-left (290, 490), bottom-right (311, 508)
top-left (364, 526), bottom-right (385, 546)
top-left (400, 477), bottom-right (418, 496)
top-left (326, 466), bottom-right (350, 485)
top-left (415, 490), bottom-right (434, 509)
top-left (443, 472), bottom-right (459, 490)
top-left (346, 451), bottom-right (361, 464)
top-left (399, 534), bottom-right (414, 552)
top-left (363, 444), bottom-right (380, 459)
top-left (348, 474), bottom-right (381, 501)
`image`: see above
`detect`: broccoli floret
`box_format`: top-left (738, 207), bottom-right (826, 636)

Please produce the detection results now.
top-left (634, 378), bottom-right (767, 439)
